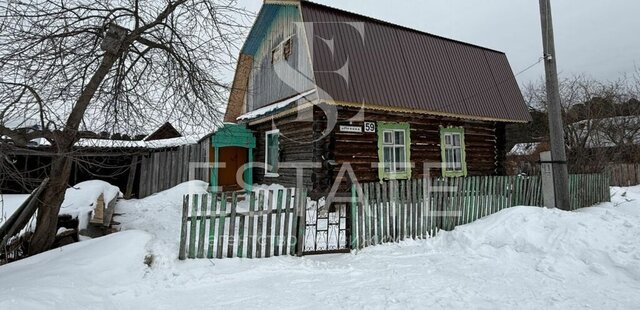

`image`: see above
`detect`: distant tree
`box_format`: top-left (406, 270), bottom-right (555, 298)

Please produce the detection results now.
top-left (0, 0), bottom-right (249, 254)
top-left (520, 74), bottom-right (640, 171)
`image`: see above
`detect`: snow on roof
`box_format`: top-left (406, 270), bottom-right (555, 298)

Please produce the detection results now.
top-left (508, 142), bottom-right (541, 156)
top-left (75, 136), bottom-right (198, 149)
top-left (237, 89), bottom-right (316, 121)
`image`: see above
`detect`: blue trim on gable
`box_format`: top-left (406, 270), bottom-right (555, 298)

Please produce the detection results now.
top-left (241, 4), bottom-right (300, 56)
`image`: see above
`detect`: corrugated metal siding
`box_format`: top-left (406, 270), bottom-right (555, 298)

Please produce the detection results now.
top-left (244, 4), bottom-right (316, 111)
top-left (300, 1), bottom-right (531, 122)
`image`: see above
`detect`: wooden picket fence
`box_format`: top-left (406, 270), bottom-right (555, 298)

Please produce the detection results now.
top-left (180, 173), bottom-right (610, 258)
top-left (568, 173), bottom-right (611, 211)
top-left (351, 173), bottom-right (610, 249)
top-left (178, 188), bottom-right (307, 260)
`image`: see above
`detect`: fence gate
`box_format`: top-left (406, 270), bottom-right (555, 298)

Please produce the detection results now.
top-left (302, 194), bottom-right (350, 254)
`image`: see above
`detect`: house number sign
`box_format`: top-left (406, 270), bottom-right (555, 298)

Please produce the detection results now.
top-left (364, 122), bottom-right (376, 133)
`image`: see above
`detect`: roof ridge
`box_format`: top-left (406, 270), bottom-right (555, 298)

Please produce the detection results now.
top-left (300, 0), bottom-right (506, 55)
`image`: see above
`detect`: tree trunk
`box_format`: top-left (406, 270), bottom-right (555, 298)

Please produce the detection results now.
top-left (29, 155), bottom-right (73, 255)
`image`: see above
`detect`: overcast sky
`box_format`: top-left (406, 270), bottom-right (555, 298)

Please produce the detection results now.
top-left (236, 0), bottom-right (640, 86)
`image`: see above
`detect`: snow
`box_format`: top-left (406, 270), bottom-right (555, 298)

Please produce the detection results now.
top-left (0, 194), bottom-right (30, 224)
top-left (508, 142), bottom-right (542, 156)
top-left (60, 180), bottom-right (122, 230)
top-left (1, 184), bottom-right (640, 309)
top-left (237, 89), bottom-right (316, 121)
top-left (74, 135), bottom-right (199, 149)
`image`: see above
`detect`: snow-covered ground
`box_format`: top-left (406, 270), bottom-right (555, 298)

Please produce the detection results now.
top-left (1, 194), bottom-right (29, 224)
top-left (1, 184), bottom-right (640, 309)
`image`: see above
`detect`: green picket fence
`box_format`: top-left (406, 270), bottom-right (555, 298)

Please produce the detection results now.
top-left (568, 173), bottom-right (611, 211)
top-left (178, 188), bottom-right (307, 260)
top-left (351, 173), bottom-right (610, 249)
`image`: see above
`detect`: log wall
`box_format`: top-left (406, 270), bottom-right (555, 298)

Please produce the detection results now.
top-left (323, 105), bottom-right (502, 191)
top-left (250, 108), bottom-right (315, 189)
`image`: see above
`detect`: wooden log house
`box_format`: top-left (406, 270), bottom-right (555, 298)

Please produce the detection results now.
top-left (223, 0), bottom-right (531, 198)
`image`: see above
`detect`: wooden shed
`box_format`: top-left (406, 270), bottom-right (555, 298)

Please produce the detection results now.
top-left (225, 0), bottom-right (531, 198)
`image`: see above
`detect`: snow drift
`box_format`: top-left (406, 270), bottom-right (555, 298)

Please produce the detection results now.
top-left (0, 184), bottom-right (639, 309)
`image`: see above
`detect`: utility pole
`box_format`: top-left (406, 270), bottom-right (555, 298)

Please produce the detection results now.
top-left (539, 0), bottom-right (570, 210)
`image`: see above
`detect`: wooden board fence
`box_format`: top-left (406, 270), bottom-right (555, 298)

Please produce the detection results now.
top-left (607, 163), bottom-right (640, 186)
top-left (179, 188), bottom-right (305, 260)
top-left (351, 173), bottom-right (609, 250)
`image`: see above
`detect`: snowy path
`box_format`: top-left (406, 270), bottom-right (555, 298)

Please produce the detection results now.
top-left (1, 183), bottom-right (640, 309)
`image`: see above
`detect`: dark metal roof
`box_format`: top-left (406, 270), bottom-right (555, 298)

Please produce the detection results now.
top-left (300, 1), bottom-right (531, 123)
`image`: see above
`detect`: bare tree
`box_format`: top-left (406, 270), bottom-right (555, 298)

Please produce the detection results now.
top-left (523, 74), bottom-right (640, 172)
top-left (0, 0), bottom-right (249, 254)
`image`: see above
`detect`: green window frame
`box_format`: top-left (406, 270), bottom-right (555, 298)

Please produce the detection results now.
top-left (377, 122), bottom-right (411, 180)
top-left (265, 129), bottom-right (280, 177)
top-left (440, 127), bottom-right (467, 177)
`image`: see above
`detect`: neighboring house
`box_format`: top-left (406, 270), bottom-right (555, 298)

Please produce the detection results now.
top-left (223, 0), bottom-right (531, 197)
top-left (0, 122), bottom-right (206, 197)
top-left (506, 142), bottom-right (549, 175)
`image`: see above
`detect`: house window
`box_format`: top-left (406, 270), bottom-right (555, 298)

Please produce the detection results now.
top-left (283, 37), bottom-right (293, 60)
top-left (377, 122), bottom-right (411, 180)
top-left (271, 35), bottom-right (294, 64)
top-left (271, 44), bottom-right (282, 64)
top-left (265, 129), bottom-right (280, 177)
top-left (440, 127), bottom-right (467, 177)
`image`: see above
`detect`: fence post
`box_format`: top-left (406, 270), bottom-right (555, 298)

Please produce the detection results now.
top-left (351, 183), bottom-right (358, 250)
top-left (296, 188), bottom-right (307, 256)
top-left (178, 195), bottom-right (189, 260)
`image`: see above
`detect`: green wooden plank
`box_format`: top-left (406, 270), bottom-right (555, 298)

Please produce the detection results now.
top-left (227, 192), bottom-right (237, 258)
top-left (237, 213), bottom-right (245, 258)
top-left (265, 190), bottom-right (274, 257)
top-left (247, 192), bottom-right (255, 258)
top-left (197, 194), bottom-right (208, 258)
top-left (389, 181), bottom-right (396, 241)
top-left (416, 178), bottom-right (423, 238)
top-left (442, 177), bottom-right (450, 230)
top-left (371, 183), bottom-right (379, 245)
top-left (443, 177), bottom-right (451, 230)
top-left (491, 176), bottom-right (498, 215)
top-left (178, 195), bottom-right (189, 260)
top-left (448, 177), bottom-right (456, 230)
top-left (403, 179), bottom-right (410, 239)
top-left (407, 179), bottom-right (413, 237)
top-left (363, 183), bottom-right (370, 247)
top-left (256, 190), bottom-right (265, 258)
top-left (470, 177), bottom-right (479, 222)
top-left (351, 184), bottom-right (358, 250)
top-left (430, 178), bottom-right (438, 234)
top-left (381, 181), bottom-right (389, 242)
top-left (357, 184), bottom-right (365, 248)
top-left (274, 189), bottom-right (284, 256)
top-left (207, 193), bottom-right (218, 259)
top-left (283, 189), bottom-right (292, 255)
top-left (290, 188), bottom-right (299, 255)
top-left (408, 179), bottom-right (413, 237)
top-left (216, 192), bottom-right (227, 259)
top-left (375, 182), bottom-right (384, 244)
top-left (188, 195), bottom-right (199, 259)
top-left (411, 179), bottom-right (418, 239)
top-left (454, 176), bottom-right (463, 227)
top-left (399, 180), bottom-right (406, 240)
top-left (481, 176), bottom-right (488, 220)
top-left (296, 188), bottom-right (308, 256)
